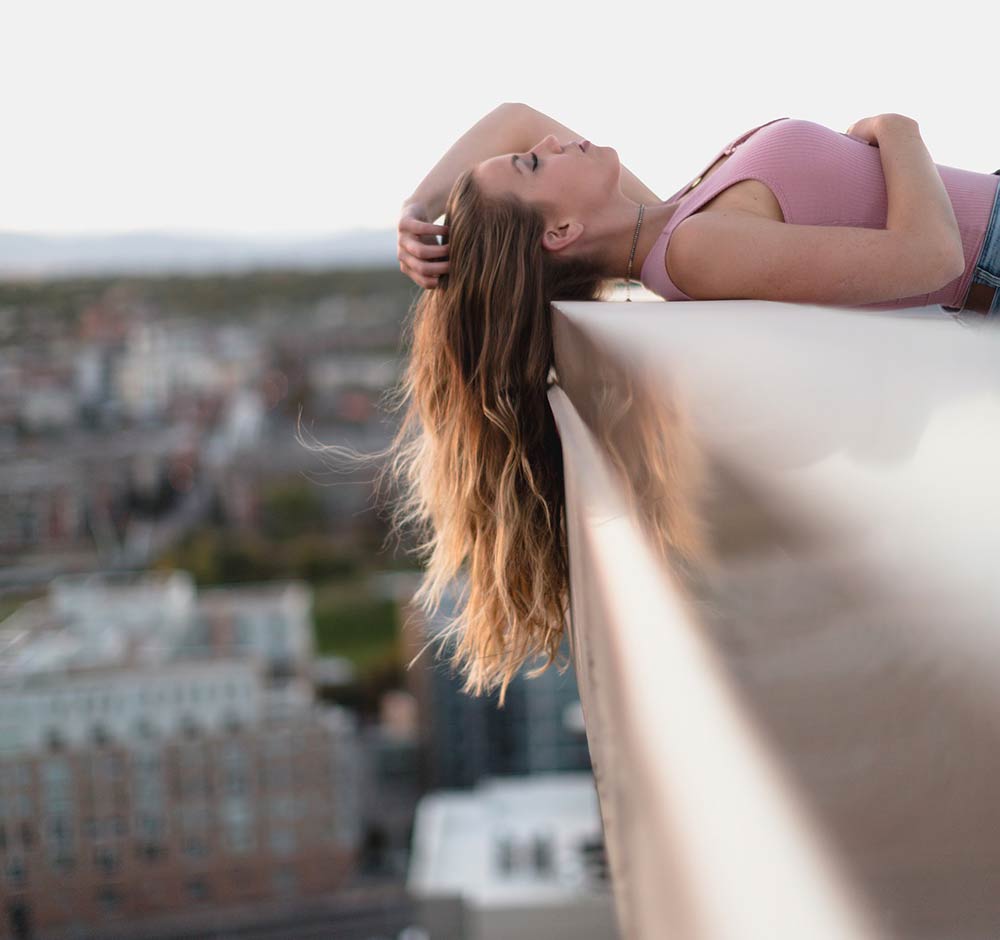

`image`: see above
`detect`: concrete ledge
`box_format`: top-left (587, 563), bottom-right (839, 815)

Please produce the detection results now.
top-left (549, 299), bottom-right (1000, 939)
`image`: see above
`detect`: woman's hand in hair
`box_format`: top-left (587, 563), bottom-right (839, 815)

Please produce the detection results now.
top-left (398, 202), bottom-right (450, 289)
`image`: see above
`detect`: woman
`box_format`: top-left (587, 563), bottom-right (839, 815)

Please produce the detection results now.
top-left (323, 104), bottom-right (1000, 707)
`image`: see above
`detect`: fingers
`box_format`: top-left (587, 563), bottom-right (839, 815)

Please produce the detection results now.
top-left (416, 259), bottom-right (449, 274)
top-left (398, 243), bottom-right (449, 290)
top-left (400, 260), bottom-right (443, 289)
top-left (400, 258), bottom-right (449, 286)
top-left (399, 237), bottom-right (449, 261)
top-left (399, 216), bottom-right (449, 236)
top-left (397, 216), bottom-right (451, 290)
top-left (398, 255), bottom-right (449, 274)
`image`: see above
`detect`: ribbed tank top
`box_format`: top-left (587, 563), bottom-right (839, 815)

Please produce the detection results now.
top-left (638, 117), bottom-right (1000, 311)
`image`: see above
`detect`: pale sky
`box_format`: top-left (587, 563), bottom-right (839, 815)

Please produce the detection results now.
top-left (2, 0), bottom-right (994, 237)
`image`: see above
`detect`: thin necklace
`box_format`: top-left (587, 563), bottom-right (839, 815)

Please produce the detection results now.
top-left (625, 203), bottom-right (645, 302)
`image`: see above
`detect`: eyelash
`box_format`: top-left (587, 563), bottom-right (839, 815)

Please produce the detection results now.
top-left (531, 152), bottom-right (538, 171)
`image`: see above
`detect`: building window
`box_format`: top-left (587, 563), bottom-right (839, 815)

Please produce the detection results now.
top-left (46, 814), bottom-right (73, 846)
top-left (42, 759), bottom-right (73, 813)
top-left (93, 847), bottom-right (118, 877)
top-left (221, 800), bottom-right (255, 856)
top-left (179, 805), bottom-right (209, 858)
top-left (186, 876), bottom-right (211, 902)
top-left (182, 835), bottom-right (208, 858)
top-left (224, 821), bottom-right (254, 855)
top-left (137, 841), bottom-right (165, 862)
top-left (135, 815), bottom-right (163, 841)
top-left (50, 854), bottom-right (75, 874)
top-left (6, 857), bottom-right (26, 888)
top-left (96, 885), bottom-right (121, 915)
top-left (272, 866), bottom-right (297, 899)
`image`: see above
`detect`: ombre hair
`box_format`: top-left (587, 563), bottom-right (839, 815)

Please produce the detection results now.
top-left (396, 168), bottom-right (616, 706)
top-left (301, 168), bottom-right (656, 706)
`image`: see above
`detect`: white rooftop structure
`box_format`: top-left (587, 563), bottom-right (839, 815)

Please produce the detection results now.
top-left (408, 772), bottom-right (618, 940)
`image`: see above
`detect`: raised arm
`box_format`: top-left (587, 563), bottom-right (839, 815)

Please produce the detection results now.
top-left (403, 102), bottom-right (532, 222)
top-left (402, 101), bottom-right (663, 221)
top-left (398, 102), bottom-right (664, 290)
top-left (399, 102), bottom-right (530, 289)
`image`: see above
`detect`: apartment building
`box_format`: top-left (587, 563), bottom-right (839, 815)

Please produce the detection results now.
top-left (0, 570), bottom-right (362, 940)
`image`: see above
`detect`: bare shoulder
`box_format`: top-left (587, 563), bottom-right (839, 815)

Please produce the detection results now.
top-left (665, 209), bottom-right (965, 306)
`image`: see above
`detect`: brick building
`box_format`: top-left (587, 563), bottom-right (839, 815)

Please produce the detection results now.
top-left (0, 571), bottom-right (363, 939)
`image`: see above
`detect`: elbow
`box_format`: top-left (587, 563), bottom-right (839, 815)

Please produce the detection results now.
top-left (949, 248), bottom-right (968, 282)
top-left (924, 240), bottom-right (966, 291)
top-left (939, 244), bottom-right (968, 287)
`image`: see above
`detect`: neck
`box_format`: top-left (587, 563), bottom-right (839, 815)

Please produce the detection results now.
top-left (601, 199), bottom-right (680, 287)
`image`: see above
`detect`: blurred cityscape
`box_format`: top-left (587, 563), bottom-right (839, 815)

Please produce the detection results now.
top-left (0, 265), bottom-right (617, 939)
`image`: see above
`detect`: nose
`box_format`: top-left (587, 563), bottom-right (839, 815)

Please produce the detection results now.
top-left (539, 133), bottom-right (563, 152)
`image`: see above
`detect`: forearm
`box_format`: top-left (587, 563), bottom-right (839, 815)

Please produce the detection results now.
top-left (403, 102), bottom-right (529, 222)
top-left (878, 116), bottom-right (964, 265)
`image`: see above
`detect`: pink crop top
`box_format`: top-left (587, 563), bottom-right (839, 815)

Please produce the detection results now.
top-left (638, 117), bottom-right (1000, 311)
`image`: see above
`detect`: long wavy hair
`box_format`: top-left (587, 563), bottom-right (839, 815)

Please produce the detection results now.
top-left (300, 168), bottom-right (704, 707)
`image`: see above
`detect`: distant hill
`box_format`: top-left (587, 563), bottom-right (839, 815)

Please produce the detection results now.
top-left (0, 228), bottom-right (399, 278)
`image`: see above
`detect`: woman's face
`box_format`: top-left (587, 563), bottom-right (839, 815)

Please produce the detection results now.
top-left (475, 133), bottom-right (621, 222)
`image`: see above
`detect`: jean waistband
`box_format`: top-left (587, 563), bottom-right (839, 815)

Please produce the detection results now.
top-left (942, 171), bottom-right (1000, 323)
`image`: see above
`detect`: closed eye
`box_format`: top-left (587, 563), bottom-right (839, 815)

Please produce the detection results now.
top-left (532, 152), bottom-right (538, 171)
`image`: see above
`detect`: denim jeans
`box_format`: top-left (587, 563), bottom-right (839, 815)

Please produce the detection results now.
top-left (975, 170), bottom-right (1000, 316)
top-left (942, 170), bottom-right (1000, 321)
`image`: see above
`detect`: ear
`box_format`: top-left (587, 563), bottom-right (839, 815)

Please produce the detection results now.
top-left (542, 220), bottom-right (585, 253)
